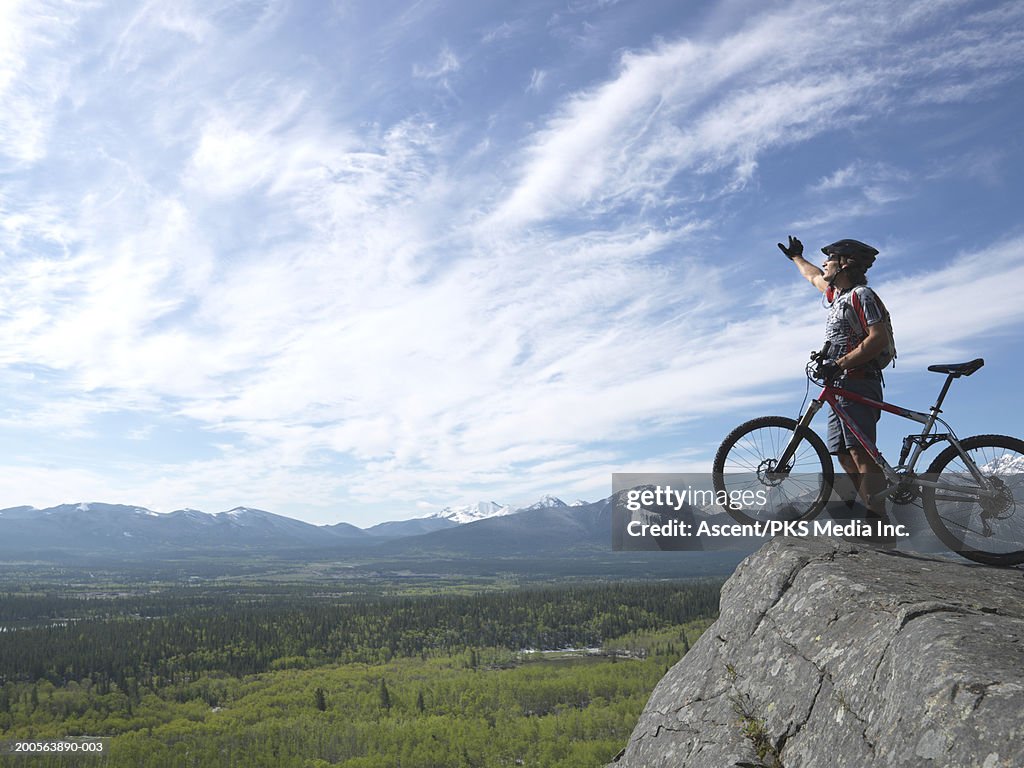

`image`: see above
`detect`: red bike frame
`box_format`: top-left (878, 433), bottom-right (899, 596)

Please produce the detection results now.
top-left (775, 370), bottom-right (994, 503)
top-left (807, 383), bottom-right (931, 469)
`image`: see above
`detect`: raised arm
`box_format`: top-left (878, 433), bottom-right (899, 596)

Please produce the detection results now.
top-left (778, 236), bottom-right (830, 294)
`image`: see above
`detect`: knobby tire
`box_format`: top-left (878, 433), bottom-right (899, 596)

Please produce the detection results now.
top-left (922, 434), bottom-right (1024, 566)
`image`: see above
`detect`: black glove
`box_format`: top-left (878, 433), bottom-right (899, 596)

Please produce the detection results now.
top-left (818, 359), bottom-right (843, 381)
top-left (777, 236), bottom-right (803, 259)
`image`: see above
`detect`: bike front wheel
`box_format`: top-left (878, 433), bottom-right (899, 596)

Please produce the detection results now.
top-left (922, 434), bottom-right (1024, 566)
top-left (712, 416), bottom-right (834, 526)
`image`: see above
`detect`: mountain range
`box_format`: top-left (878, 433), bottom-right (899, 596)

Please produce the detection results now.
top-left (0, 490), bottom-right (945, 565)
top-left (0, 496), bottom-right (619, 561)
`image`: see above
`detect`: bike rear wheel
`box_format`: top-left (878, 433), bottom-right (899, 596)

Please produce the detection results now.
top-left (922, 434), bottom-right (1024, 566)
top-left (712, 416), bottom-right (834, 526)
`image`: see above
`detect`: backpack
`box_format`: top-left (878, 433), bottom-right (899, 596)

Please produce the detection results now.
top-left (849, 285), bottom-right (897, 369)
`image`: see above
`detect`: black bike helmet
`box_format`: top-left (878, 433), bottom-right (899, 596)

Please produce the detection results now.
top-left (821, 239), bottom-right (879, 269)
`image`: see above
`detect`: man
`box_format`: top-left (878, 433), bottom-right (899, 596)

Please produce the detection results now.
top-left (778, 235), bottom-right (893, 540)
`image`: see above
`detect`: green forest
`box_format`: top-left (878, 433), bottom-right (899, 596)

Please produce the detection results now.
top-left (0, 580), bottom-right (720, 767)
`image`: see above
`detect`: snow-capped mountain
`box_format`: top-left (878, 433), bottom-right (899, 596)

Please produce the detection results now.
top-left (419, 496), bottom-right (582, 523)
top-left (423, 501), bottom-right (513, 524)
top-left (213, 506), bottom-right (311, 529)
top-left (980, 454), bottom-right (1024, 473)
top-left (376, 497), bottom-right (616, 557)
top-left (521, 495), bottom-right (568, 511)
top-left (366, 496), bottom-right (576, 539)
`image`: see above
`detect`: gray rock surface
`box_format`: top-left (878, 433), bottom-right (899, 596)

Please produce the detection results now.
top-left (610, 537), bottom-right (1024, 768)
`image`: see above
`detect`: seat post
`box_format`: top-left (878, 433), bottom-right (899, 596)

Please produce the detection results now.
top-left (930, 373), bottom-right (957, 413)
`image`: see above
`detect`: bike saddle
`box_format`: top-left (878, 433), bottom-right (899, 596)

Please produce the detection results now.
top-left (927, 358), bottom-right (984, 377)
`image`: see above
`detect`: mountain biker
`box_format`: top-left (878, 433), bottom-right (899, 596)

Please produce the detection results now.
top-left (777, 236), bottom-right (893, 540)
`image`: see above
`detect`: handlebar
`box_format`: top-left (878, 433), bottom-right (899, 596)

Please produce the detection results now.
top-left (810, 341), bottom-right (831, 363)
top-left (807, 341), bottom-right (839, 384)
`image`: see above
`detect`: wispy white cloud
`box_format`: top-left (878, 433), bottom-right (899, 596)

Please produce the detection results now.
top-left (882, 236), bottom-right (1024, 362)
top-left (796, 161), bottom-right (912, 227)
top-left (481, 20), bottom-right (525, 44)
top-left (0, 0), bottom-right (82, 165)
top-left (809, 162), bottom-right (909, 194)
top-left (182, 90), bottom-right (327, 198)
top-left (526, 68), bottom-right (547, 94)
top-left (413, 44), bottom-right (461, 80)
top-left (109, 0), bottom-right (280, 76)
top-left (489, 0), bottom-right (1024, 228)
top-left (490, 5), bottom-right (857, 226)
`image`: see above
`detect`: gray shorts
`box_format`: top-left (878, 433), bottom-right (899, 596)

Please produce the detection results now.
top-left (827, 377), bottom-right (883, 454)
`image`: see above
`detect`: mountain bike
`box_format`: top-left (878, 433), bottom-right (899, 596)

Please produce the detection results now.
top-left (711, 343), bottom-right (1024, 565)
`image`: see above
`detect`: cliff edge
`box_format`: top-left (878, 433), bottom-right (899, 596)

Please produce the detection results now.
top-left (611, 537), bottom-right (1024, 768)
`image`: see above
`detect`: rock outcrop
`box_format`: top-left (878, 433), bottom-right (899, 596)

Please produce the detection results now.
top-left (611, 537), bottom-right (1024, 768)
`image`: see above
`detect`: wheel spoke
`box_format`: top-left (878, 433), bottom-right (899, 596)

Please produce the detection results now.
top-left (713, 417), bottom-right (832, 525)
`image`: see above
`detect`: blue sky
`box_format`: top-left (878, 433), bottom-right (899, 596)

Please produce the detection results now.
top-left (1, 0), bottom-right (1022, 527)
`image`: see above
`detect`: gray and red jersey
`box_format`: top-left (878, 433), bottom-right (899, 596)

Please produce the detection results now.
top-left (824, 285), bottom-right (885, 374)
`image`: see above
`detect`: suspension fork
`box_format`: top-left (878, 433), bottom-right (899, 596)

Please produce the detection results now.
top-left (774, 400), bottom-right (827, 473)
